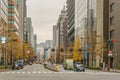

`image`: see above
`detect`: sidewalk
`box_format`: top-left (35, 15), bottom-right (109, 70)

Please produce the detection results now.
top-left (102, 68), bottom-right (120, 73)
top-left (0, 68), bottom-right (11, 72)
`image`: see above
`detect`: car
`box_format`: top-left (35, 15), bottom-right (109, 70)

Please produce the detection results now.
top-left (36, 61), bottom-right (39, 64)
top-left (74, 62), bottom-right (85, 72)
top-left (14, 60), bottom-right (24, 70)
top-left (28, 62), bottom-right (32, 65)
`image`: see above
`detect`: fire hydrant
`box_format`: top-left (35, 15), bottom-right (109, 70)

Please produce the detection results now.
top-left (56, 64), bottom-right (59, 72)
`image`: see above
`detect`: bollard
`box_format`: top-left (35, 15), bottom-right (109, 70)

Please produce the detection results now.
top-left (56, 64), bottom-right (58, 71)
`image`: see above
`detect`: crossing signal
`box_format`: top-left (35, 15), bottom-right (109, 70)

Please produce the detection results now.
top-left (60, 48), bottom-right (64, 52)
top-left (13, 39), bottom-right (19, 42)
top-left (107, 39), bottom-right (115, 44)
top-left (111, 39), bottom-right (115, 43)
top-left (70, 48), bottom-right (73, 52)
top-left (51, 48), bottom-right (55, 52)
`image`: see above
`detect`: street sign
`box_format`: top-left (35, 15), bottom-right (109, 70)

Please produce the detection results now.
top-left (1, 37), bottom-right (6, 43)
top-left (1, 37), bottom-right (6, 41)
top-left (84, 52), bottom-right (88, 59)
top-left (2, 41), bottom-right (5, 43)
top-left (27, 50), bottom-right (30, 53)
top-left (108, 51), bottom-right (112, 56)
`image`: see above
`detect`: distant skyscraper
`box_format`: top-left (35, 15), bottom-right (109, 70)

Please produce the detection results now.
top-left (34, 34), bottom-right (37, 55)
top-left (38, 42), bottom-right (45, 48)
top-left (66, 0), bottom-right (75, 47)
top-left (45, 40), bottom-right (53, 49)
top-left (26, 17), bottom-right (34, 48)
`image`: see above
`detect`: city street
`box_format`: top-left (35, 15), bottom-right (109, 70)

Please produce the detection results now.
top-left (0, 64), bottom-right (120, 80)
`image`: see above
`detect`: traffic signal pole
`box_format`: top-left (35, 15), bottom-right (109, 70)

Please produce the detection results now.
top-left (107, 39), bottom-right (114, 71)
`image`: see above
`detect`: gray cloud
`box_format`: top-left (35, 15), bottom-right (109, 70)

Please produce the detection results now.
top-left (27, 0), bottom-right (66, 43)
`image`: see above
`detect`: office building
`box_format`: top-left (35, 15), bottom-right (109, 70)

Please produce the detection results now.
top-left (0, 0), bottom-right (8, 62)
top-left (66, 0), bottom-right (75, 47)
top-left (109, 0), bottom-right (120, 66)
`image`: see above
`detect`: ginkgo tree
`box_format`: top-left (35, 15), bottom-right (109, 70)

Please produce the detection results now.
top-left (94, 36), bottom-right (108, 67)
top-left (23, 42), bottom-right (29, 61)
top-left (73, 36), bottom-right (82, 62)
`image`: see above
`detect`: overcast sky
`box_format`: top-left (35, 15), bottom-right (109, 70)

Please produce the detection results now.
top-left (27, 0), bottom-right (66, 43)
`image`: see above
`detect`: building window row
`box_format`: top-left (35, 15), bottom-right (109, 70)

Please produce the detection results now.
top-left (110, 2), bottom-right (114, 12)
top-left (1, 0), bottom-right (8, 15)
top-left (8, 12), bottom-right (14, 16)
top-left (8, 5), bottom-right (14, 9)
top-left (8, 20), bottom-right (14, 24)
top-left (110, 16), bottom-right (114, 26)
top-left (1, 9), bottom-right (8, 22)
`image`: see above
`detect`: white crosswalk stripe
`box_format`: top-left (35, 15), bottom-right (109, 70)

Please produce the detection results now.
top-left (32, 72), bottom-right (36, 73)
top-left (27, 72), bottom-right (31, 73)
top-left (0, 71), bottom-right (119, 75)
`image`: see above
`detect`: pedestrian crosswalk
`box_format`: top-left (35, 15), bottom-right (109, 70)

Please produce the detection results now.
top-left (0, 71), bottom-right (75, 74)
top-left (0, 71), bottom-right (119, 75)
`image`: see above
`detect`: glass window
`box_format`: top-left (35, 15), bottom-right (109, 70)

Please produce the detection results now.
top-left (110, 30), bottom-right (114, 39)
top-left (110, 3), bottom-right (114, 12)
top-left (110, 16), bottom-right (114, 25)
top-left (8, 5), bottom-right (14, 9)
top-left (8, 20), bottom-right (14, 24)
top-left (8, 12), bottom-right (14, 16)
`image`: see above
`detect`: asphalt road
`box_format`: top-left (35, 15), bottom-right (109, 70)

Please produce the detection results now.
top-left (0, 64), bottom-right (120, 80)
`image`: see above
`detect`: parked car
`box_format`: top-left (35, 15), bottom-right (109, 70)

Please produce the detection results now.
top-left (15, 60), bottom-right (24, 70)
top-left (28, 62), bottom-right (32, 65)
top-left (74, 62), bottom-right (85, 72)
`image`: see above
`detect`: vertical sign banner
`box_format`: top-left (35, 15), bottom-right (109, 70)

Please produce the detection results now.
top-left (1, 37), bottom-right (6, 43)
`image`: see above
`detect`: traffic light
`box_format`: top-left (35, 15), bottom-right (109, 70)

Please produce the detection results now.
top-left (70, 48), bottom-right (73, 52)
top-left (107, 39), bottom-right (115, 44)
top-left (51, 48), bottom-right (55, 52)
top-left (111, 39), bottom-right (115, 43)
top-left (78, 48), bottom-right (82, 52)
top-left (12, 39), bottom-right (19, 42)
top-left (60, 48), bottom-right (64, 52)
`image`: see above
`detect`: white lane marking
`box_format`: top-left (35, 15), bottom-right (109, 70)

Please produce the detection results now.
top-left (43, 71), bottom-right (47, 73)
top-left (7, 72), bottom-right (10, 73)
top-left (48, 72), bottom-right (52, 73)
top-left (59, 72), bottom-right (63, 73)
top-left (33, 72), bottom-right (36, 73)
top-left (38, 72), bottom-right (41, 73)
top-left (1, 72), bottom-right (5, 73)
top-left (53, 72), bottom-right (57, 73)
top-left (12, 72), bottom-right (15, 73)
top-left (22, 72), bottom-right (25, 73)
top-left (17, 72), bottom-right (20, 74)
top-left (28, 72), bottom-right (31, 74)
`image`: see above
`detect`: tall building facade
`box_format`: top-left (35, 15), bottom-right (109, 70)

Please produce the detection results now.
top-left (109, 0), bottom-right (120, 66)
top-left (38, 42), bottom-right (45, 48)
top-left (34, 34), bottom-right (37, 56)
top-left (26, 17), bottom-right (32, 44)
top-left (53, 6), bottom-right (67, 63)
top-left (75, 0), bottom-right (109, 67)
top-left (75, 0), bottom-right (88, 65)
top-left (66, 0), bottom-right (75, 47)
top-left (53, 25), bottom-right (57, 48)
top-left (45, 40), bottom-right (52, 49)
top-left (15, 0), bottom-right (25, 42)
top-left (8, 0), bottom-right (20, 38)
top-left (0, 0), bottom-right (8, 62)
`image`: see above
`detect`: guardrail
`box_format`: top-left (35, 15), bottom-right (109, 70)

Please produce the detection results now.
top-left (44, 63), bottom-right (59, 72)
